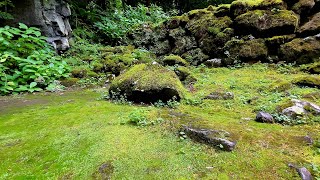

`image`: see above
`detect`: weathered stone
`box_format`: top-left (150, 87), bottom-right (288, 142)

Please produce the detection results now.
top-left (109, 64), bottom-right (186, 103)
top-left (292, 0), bottom-right (315, 15)
top-left (230, 0), bottom-right (287, 17)
top-left (171, 36), bottom-right (197, 55)
top-left (204, 58), bottom-right (223, 67)
top-left (282, 99), bottom-right (320, 118)
top-left (181, 48), bottom-right (210, 65)
top-left (298, 12), bottom-right (320, 37)
top-left (265, 35), bottom-right (296, 54)
top-left (2, 0), bottom-right (72, 52)
top-left (234, 10), bottom-right (299, 37)
top-left (255, 112), bottom-right (275, 123)
top-left (297, 167), bottom-right (313, 180)
top-left (205, 91), bottom-right (234, 100)
top-left (223, 38), bottom-right (268, 64)
top-left (293, 76), bottom-right (320, 88)
top-left (166, 15), bottom-right (190, 29)
top-left (150, 40), bottom-right (171, 56)
top-left (182, 126), bottom-right (236, 151)
top-left (162, 55), bottom-right (189, 66)
top-left (279, 36), bottom-right (320, 64)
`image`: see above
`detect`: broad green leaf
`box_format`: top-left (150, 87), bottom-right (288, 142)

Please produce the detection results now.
top-left (29, 82), bottom-right (37, 88)
top-left (19, 23), bottom-right (28, 30)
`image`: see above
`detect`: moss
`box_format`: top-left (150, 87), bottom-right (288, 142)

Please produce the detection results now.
top-left (181, 48), bottom-right (210, 65)
top-left (234, 10), bottom-right (299, 37)
top-left (223, 38), bottom-right (268, 63)
top-left (186, 14), bottom-right (232, 39)
top-left (92, 62), bottom-right (104, 73)
top-left (293, 76), bottom-right (320, 88)
top-left (60, 78), bottom-right (79, 87)
top-left (276, 100), bottom-right (295, 112)
top-left (174, 66), bottom-right (192, 81)
top-left (71, 66), bottom-right (89, 78)
top-left (230, 0), bottom-right (286, 16)
top-left (207, 4), bottom-right (231, 17)
top-left (109, 64), bottom-right (187, 103)
top-left (269, 80), bottom-right (293, 92)
top-left (166, 15), bottom-right (190, 29)
top-left (87, 71), bottom-right (99, 78)
top-left (162, 55), bottom-right (189, 66)
top-left (302, 62), bottom-right (320, 74)
top-left (280, 37), bottom-right (320, 64)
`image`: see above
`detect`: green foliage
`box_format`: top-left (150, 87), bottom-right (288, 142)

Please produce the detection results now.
top-left (128, 109), bottom-right (149, 126)
top-left (0, 24), bottom-right (70, 95)
top-left (0, 0), bottom-right (13, 20)
top-left (95, 4), bottom-right (169, 42)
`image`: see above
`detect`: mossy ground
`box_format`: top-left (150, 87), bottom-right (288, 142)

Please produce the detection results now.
top-left (0, 64), bottom-right (319, 179)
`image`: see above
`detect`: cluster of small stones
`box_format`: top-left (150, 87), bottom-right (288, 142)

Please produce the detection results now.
top-left (127, 0), bottom-right (320, 66)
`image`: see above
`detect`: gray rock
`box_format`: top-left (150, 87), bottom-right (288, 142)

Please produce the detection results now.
top-left (297, 167), bottom-right (313, 180)
top-left (183, 126), bottom-right (236, 151)
top-left (205, 92), bottom-right (234, 100)
top-left (282, 99), bottom-right (320, 118)
top-left (255, 112), bottom-right (274, 123)
top-left (2, 0), bottom-right (72, 52)
top-left (204, 59), bottom-right (222, 67)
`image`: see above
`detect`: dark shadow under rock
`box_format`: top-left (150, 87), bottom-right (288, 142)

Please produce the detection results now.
top-left (182, 126), bottom-right (236, 151)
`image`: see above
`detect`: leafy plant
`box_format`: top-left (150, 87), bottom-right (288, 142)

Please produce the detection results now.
top-left (94, 4), bottom-right (169, 43)
top-left (128, 109), bottom-right (149, 126)
top-left (0, 0), bottom-right (13, 20)
top-left (0, 23), bottom-right (70, 95)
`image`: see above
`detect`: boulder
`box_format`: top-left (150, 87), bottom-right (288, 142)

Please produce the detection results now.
top-left (171, 36), bottom-right (197, 55)
top-left (109, 64), bottom-right (186, 103)
top-left (174, 66), bottom-right (192, 81)
top-left (166, 15), bottom-right (190, 29)
top-left (182, 126), bottom-right (236, 151)
top-left (234, 10), bottom-right (299, 37)
top-left (223, 38), bottom-right (268, 64)
top-left (199, 28), bottom-right (234, 56)
top-left (279, 36), bottom-right (320, 64)
top-left (162, 55), bottom-right (189, 66)
top-left (186, 13), bottom-right (233, 40)
top-left (282, 99), bottom-right (320, 118)
top-left (255, 112), bottom-right (275, 123)
top-left (205, 91), bottom-right (234, 100)
top-left (2, 0), bottom-right (72, 52)
top-left (181, 48), bottom-right (210, 65)
top-left (291, 0), bottom-right (315, 15)
top-left (288, 164), bottom-right (313, 180)
top-left (230, 0), bottom-right (287, 17)
top-left (293, 76), bottom-right (320, 88)
top-left (298, 12), bottom-right (320, 37)
top-left (204, 58), bottom-right (223, 67)
top-left (207, 4), bottom-right (231, 17)
top-left (265, 35), bottom-right (296, 54)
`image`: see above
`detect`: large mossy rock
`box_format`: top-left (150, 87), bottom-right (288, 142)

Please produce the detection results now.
top-left (234, 10), bottom-right (299, 37)
top-left (109, 64), bottom-right (186, 103)
top-left (230, 0), bottom-right (286, 17)
top-left (280, 36), bottom-right (320, 64)
top-left (298, 12), bottom-right (320, 36)
top-left (291, 0), bottom-right (315, 15)
top-left (223, 38), bottom-right (268, 64)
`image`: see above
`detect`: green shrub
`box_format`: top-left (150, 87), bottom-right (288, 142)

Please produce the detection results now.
top-left (0, 0), bottom-right (13, 20)
top-left (0, 23), bottom-right (70, 95)
top-left (94, 4), bottom-right (169, 42)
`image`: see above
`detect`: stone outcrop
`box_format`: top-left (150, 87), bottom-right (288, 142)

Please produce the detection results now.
top-left (109, 64), bottom-right (186, 103)
top-left (126, 0), bottom-right (320, 66)
top-left (2, 0), bottom-right (72, 52)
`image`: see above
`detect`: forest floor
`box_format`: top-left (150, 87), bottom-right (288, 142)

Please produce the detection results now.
top-left (0, 63), bottom-right (319, 179)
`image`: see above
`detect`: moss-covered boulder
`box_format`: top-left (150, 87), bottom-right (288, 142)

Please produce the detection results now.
top-left (291, 0), bottom-right (315, 15)
top-left (279, 36), bottom-right (320, 64)
top-left (199, 28), bottom-right (234, 56)
top-left (162, 55), bottom-right (189, 66)
top-left (207, 4), bottom-right (231, 17)
top-left (293, 76), bottom-right (320, 88)
top-left (234, 10), bottom-right (299, 37)
top-left (223, 38), bottom-right (268, 64)
top-left (181, 48), bottom-right (210, 65)
top-left (186, 12), bottom-right (233, 40)
top-left (230, 0), bottom-right (286, 17)
top-left (298, 12), bottom-right (320, 37)
top-left (166, 15), bottom-right (190, 29)
top-left (265, 34), bottom-right (296, 54)
top-left (109, 64), bottom-right (186, 103)
top-left (302, 62), bottom-right (320, 74)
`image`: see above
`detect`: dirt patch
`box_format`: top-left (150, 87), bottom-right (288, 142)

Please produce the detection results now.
top-left (92, 161), bottom-right (114, 180)
top-left (0, 96), bottom-right (49, 114)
